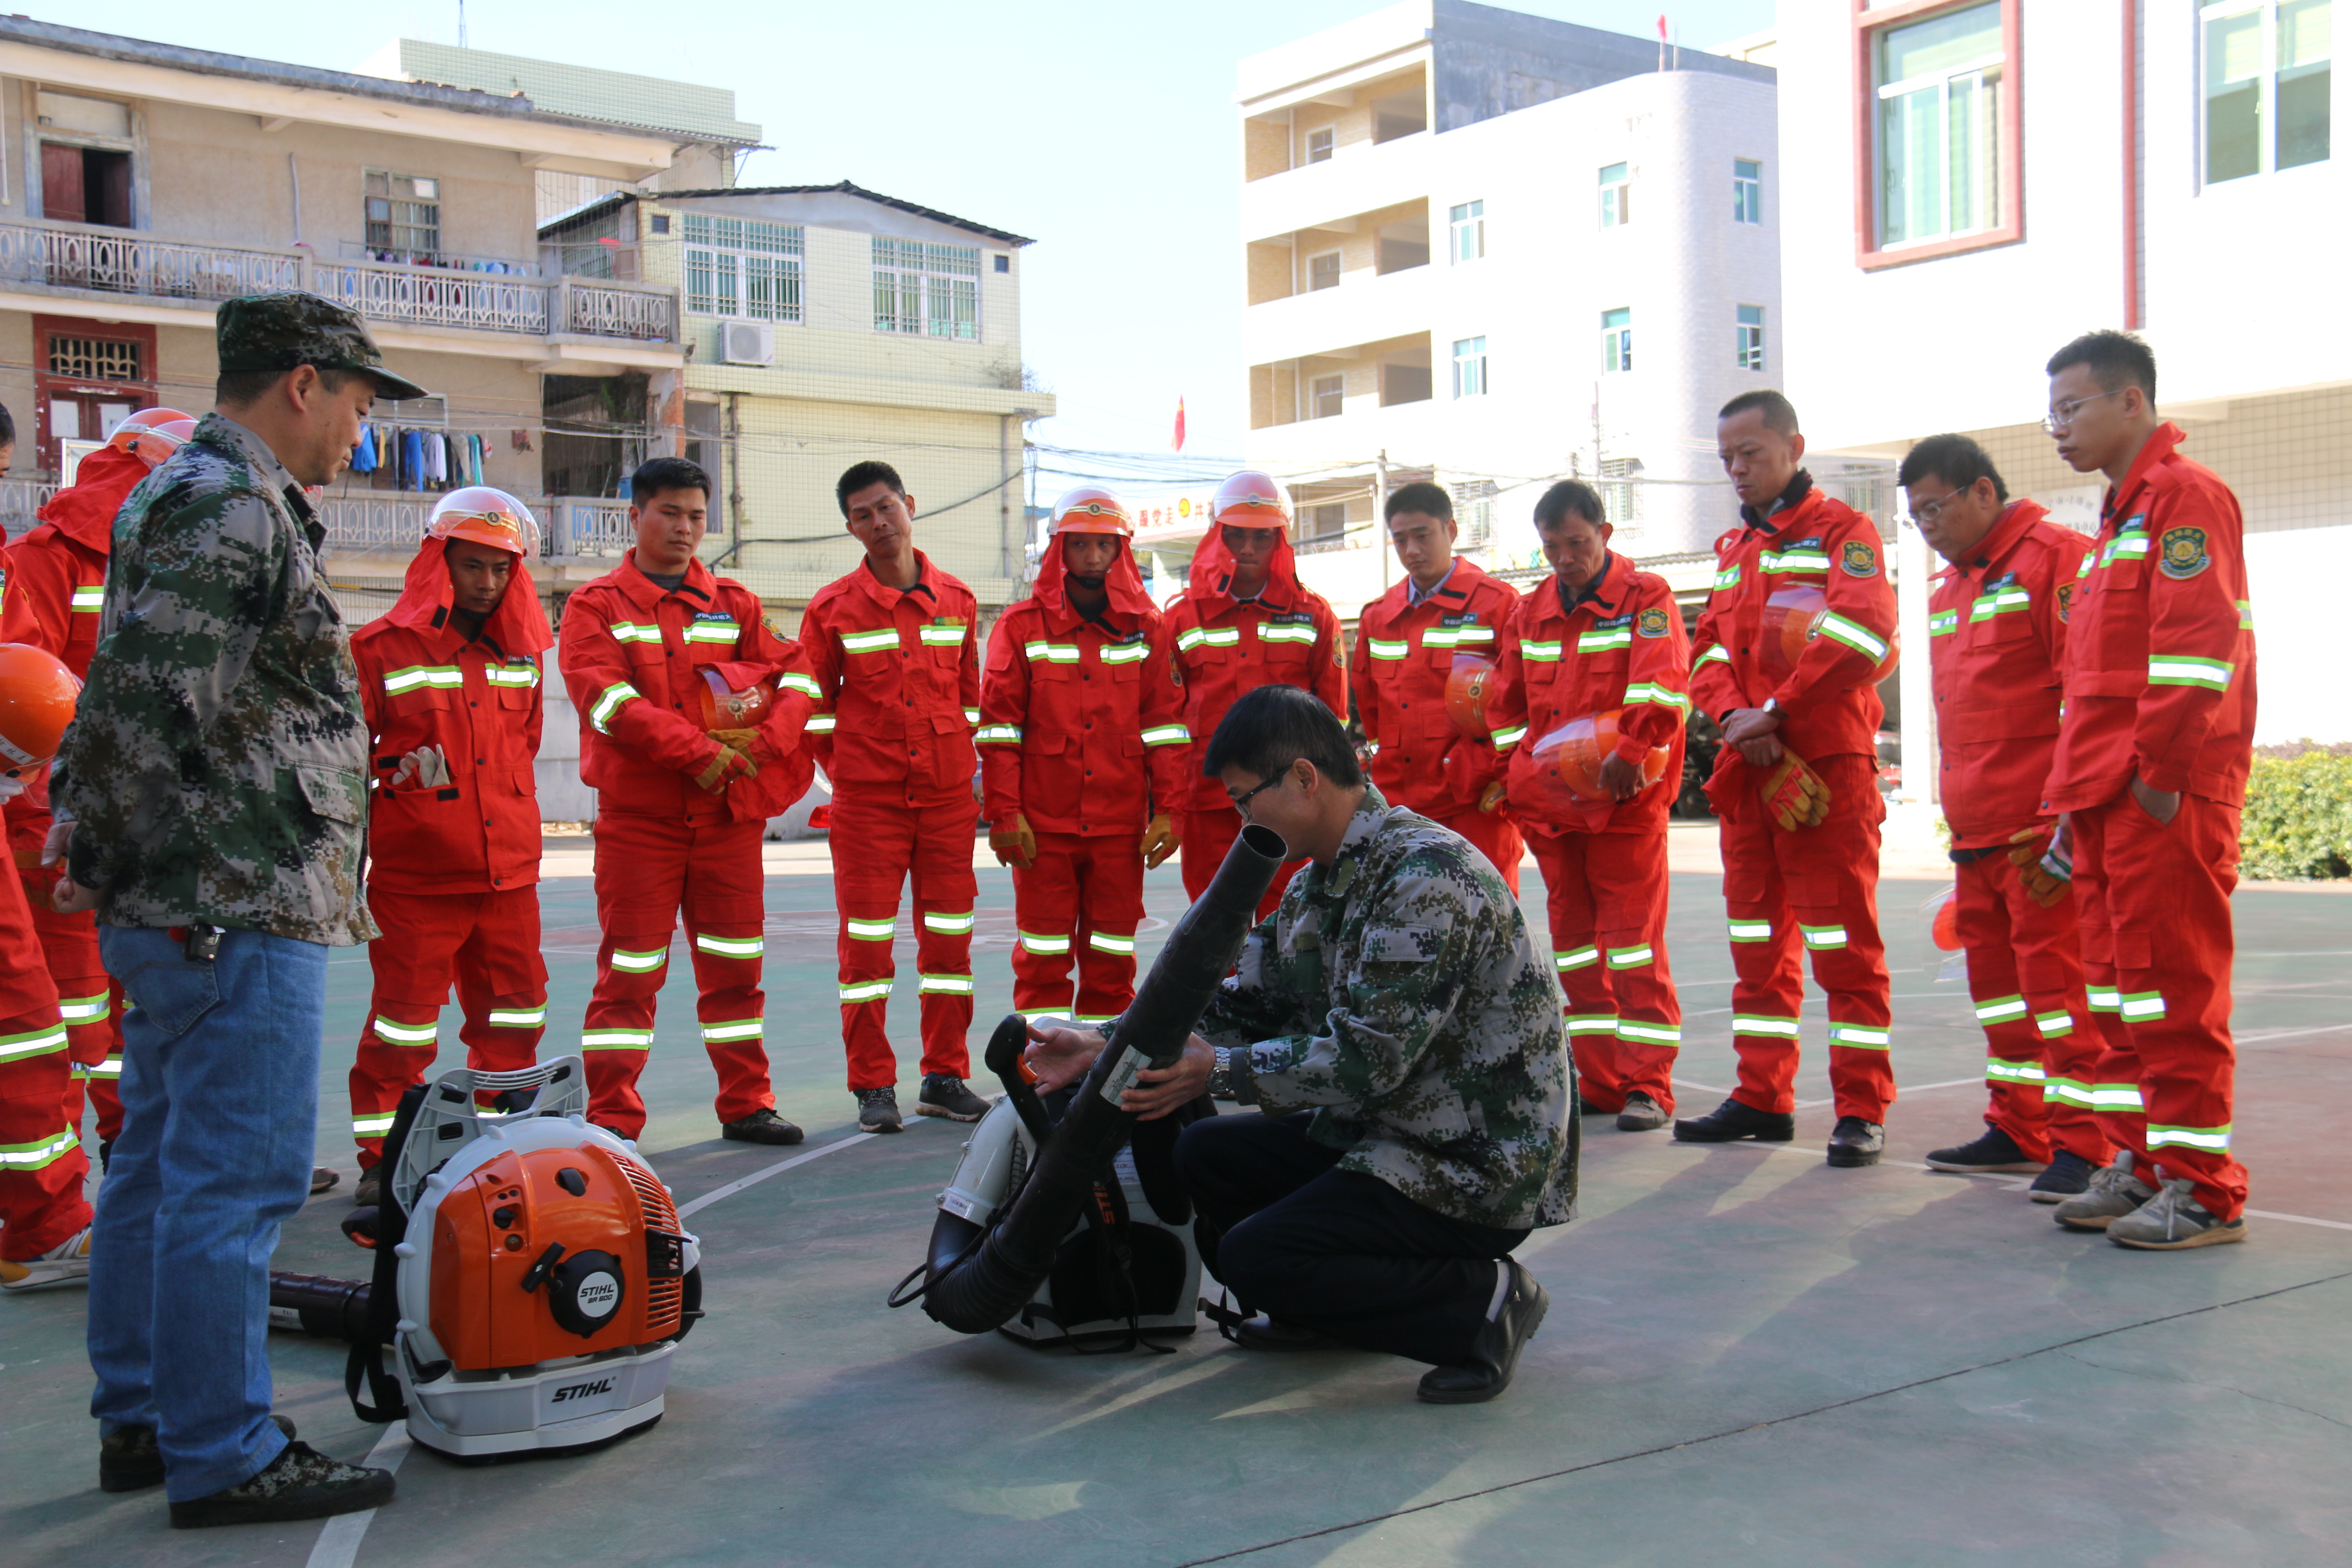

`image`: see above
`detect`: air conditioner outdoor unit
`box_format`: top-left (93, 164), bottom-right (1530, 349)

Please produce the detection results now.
top-left (720, 320), bottom-right (775, 366)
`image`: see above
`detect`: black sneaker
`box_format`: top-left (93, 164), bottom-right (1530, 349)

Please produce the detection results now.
top-left (1826, 1116), bottom-right (1886, 1168)
top-left (98, 1138), bottom-right (113, 1173)
top-left (168, 1439), bottom-right (392, 1528)
top-left (103, 1415), bottom-right (294, 1494)
top-left (1924, 1126), bottom-right (2047, 1174)
top-left (721, 1107), bottom-right (805, 1145)
top-left (1673, 1097), bottom-right (1795, 1143)
top-left (2027, 1149), bottom-right (2099, 1204)
top-left (855, 1087), bottom-right (903, 1134)
top-left (1616, 1092), bottom-right (1669, 1133)
top-left (1418, 1260), bottom-right (1550, 1404)
top-left (915, 1074), bottom-right (989, 1123)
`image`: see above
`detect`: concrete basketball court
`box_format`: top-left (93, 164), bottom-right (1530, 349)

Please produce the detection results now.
top-left (4, 823), bottom-right (2347, 1566)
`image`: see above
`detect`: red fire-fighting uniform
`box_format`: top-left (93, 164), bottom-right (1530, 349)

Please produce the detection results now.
top-left (802, 553), bottom-right (981, 1091)
top-left (1489, 552), bottom-right (1690, 1115)
top-left (0, 444), bottom-right (148, 1147)
top-left (0, 845), bottom-right (80, 1260)
top-left (980, 532), bottom-right (1190, 1022)
top-left (1350, 558), bottom-right (1523, 891)
top-left (1163, 529), bottom-right (1344, 921)
top-left (346, 542), bottom-right (553, 1167)
top-left (1927, 499), bottom-right (2105, 1167)
top-left (2043, 424), bottom-right (2255, 1221)
top-left (1690, 474), bottom-right (1900, 1122)
top-left (559, 556), bottom-right (815, 1137)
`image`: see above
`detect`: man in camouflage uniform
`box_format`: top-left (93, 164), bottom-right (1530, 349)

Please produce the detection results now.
top-left (49, 294), bottom-right (403, 1527)
top-left (1027, 684), bottom-right (1569, 1404)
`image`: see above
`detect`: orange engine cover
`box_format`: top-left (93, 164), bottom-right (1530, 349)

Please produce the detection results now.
top-left (429, 1142), bottom-right (685, 1371)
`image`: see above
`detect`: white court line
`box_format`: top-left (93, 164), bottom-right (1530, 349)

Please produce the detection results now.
top-left (2239, 1022), bottom-right (2352, 1044)
top-left (303, 1424), bottom-right (412, 1568)
top-left (676, 1131), bottom-right (879, 1219)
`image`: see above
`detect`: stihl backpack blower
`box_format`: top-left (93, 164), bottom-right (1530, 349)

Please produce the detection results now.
top-left (318, 1056), bottom-right (701, 1460)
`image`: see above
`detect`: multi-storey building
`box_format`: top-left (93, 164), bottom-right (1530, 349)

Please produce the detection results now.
top-left (1775, 0), bottom-right (2349, 785)
top-left (1233, 0), bottom-right (1783, 618)
top-left (540, 183), bottom-right (1051, 618)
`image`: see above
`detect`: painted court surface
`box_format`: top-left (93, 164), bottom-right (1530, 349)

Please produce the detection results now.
top-left (3, 831), bottom-right (2347, 1566)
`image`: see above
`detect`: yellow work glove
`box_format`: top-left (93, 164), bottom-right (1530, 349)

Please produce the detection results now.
top-left (2006, 824), bottom-right (2071, 909)
top-left (708, 726), bottom-right (763, 753)
top-left (694, 744), bottom-right (758, 794)
top-left (990, 813), bottom-right (1037, 870)
top-left (1757, 750), bottom-right (1833, 832)
top-left (1140, 812), bottom-right (1180, 869)
top-left (1477, 780), bottom-right (1508, 815)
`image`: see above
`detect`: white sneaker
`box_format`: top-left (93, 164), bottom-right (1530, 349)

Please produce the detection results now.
top-left (0, 1225), bottom-right (92, 1291)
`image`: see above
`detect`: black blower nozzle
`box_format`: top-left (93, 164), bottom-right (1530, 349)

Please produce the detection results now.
top-left (913, 822), bottom-right (1287, 1334)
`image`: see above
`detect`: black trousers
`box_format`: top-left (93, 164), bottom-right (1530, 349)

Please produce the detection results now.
top-left (1173, 1110), bottom-right (1529, 1367)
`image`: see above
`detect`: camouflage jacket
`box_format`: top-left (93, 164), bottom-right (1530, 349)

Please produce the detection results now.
top-left (55, 413), bottom-right (376, 945)
top-left (1203, 786), bottom-right (1576, 1229)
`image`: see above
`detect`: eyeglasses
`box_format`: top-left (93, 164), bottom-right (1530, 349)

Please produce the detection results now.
top-left (1905, 487), bottom-right (1977, 527)
top-left (1230, 767), bottom-right (1292, 822)
top-left (2041, 389), bottom-right (2125, 435)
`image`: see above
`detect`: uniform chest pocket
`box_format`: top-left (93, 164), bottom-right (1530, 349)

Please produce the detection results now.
top-left (1106, 655), bottom-right (1143, 683)
top-left (381, 682), bottom-right (452, 720)
top-left (1359, 925), bottom-right (1437, 965)
top-left (494, 681), bottom-right (535, 710)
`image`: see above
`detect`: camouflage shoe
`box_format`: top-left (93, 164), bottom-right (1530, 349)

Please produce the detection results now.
top-left (2108, 1179), bottom-right (2248, 1250)
top-left (168, 1439), bottom-right (394, 1529)
top-left (104, 1415), bottom-right (293, 1493)
top-left (2051, 1152), bottom-right (2158, 1231)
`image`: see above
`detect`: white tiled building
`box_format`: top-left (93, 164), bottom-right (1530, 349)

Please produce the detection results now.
top-left (1773, 0), bottom-right (2350, 771)
top-left (1232, 0), bottom-right (1785, 618)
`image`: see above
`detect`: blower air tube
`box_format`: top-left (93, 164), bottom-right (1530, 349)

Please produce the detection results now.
top-left (916, 822), bottom-right (1287, 1334)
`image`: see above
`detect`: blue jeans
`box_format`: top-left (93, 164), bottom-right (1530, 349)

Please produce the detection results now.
top-left (88, 926), bottom-right (326, 1502)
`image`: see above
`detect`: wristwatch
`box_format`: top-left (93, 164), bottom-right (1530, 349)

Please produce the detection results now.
top-left (1761, 698), bottom-right (1781, 717)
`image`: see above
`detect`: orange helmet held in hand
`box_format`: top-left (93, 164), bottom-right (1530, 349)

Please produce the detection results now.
top-left (426, 487), bottom-right (540, 558)
top-left (107, 407), bottom-right (197, 469)
top-left (1758, 584), bottom-right (1898, 686)
top-left (1529, 710), bottom-right (1670, 805)
top-left (1050, 485), bottom-right (1134, 536)
top-left (1444, 651), bottom-right (1496, 737)
top-left (1210, 470), bottom-right (1292, 531)
top-left (697, 669), bottom-right (775, 729)
top-left (0, 643), bottom-right (83, 772)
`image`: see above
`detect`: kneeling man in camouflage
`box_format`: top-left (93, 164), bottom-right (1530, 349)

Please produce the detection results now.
top-left (1026, 684), bottom-right (1574, 1403)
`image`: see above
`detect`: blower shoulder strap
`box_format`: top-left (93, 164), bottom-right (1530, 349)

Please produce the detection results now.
top-left (345, 1081), bottom-right (429, 1424)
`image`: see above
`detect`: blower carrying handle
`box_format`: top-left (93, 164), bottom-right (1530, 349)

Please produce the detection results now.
top-left (984, 1015), bottom-right (1056, 1145)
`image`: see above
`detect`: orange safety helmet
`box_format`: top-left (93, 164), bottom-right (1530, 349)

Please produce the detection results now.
top-left (1210, 469), bottom-right (1292, 532)
top-left (107, 407), bottom-right (197, 469)
top-left (1050, 484), bottom-right (1134, 537)
top-left (1527, 710), bottom-right (1671, 807)
top-left (426, 487), bottom-right (541, 558)
top-left (1758, 584), bottom-right (1899, 686)
top-left (0, 643), bottom-right (83, 772)
top-left (1444, 651), bottom-right (1496, 737)
top-left (697, 668), bottom-right (774, 730)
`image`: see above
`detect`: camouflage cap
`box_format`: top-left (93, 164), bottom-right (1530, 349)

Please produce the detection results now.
top-left (214, 292), bottom-right (431, 401)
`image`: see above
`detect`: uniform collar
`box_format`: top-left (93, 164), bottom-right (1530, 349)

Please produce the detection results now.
top-left (1954, 499), bottom-right (2049, 583)
top-left (848, 548), bottom-right (937, 612)
top-left (616, 550), bottom-right (717, 610)
top-left (1405, 561), bottom-right (1458, 608)
top-left (2103, 422), bottom-right (2186, 529)
top-left (1738, 469), bottom-right (1816, 536)
top-left (1387, 556), bottom-right (1486, 616)
top-left (1543, 551), bottom-right (1629, 623)
top-left (1299, 784), bottom-right (1392, 901)
top-left (202, 412), bottom-right (317, 530)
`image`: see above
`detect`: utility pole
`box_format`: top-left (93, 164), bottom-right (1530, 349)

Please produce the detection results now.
top-left (724, 391), bottom-right (744, 562)
top-left (1375, 447), bottom-right (1390, 592)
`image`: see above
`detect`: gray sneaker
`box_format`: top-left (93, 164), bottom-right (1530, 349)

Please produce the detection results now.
top-left (2108, 1179), bottom-right (2248, 1250)
top-left (916, 1074), bottom-right (990, 1123)
top-left (168, 1439), bottom-right (394, 1529)
top-left (855, 1087), bottom-right (903, 1134)
top-left (2051, 1152), bottom-right (2158, 1231)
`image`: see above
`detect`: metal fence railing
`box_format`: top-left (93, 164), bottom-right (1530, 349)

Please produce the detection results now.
top-left (3, 484), bottom-right (639, 559)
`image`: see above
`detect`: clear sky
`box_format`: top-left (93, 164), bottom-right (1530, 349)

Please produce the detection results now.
top-left (52, 0), bottom-right (1773, 482)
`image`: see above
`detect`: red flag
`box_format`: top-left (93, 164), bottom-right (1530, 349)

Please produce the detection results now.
top-left (1171, 396), bottom-right (1187, 452)
top-left (1657, 14), bottom-right (1668, 39)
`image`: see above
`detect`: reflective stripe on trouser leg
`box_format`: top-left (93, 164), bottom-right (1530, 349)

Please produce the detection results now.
top-left (1009, 843), bottom-right (1079, 1020)
top-left (1952, 851), bottom-right (2076, 1162)
top-left (1787, 764), bottom-right (1893, 1124)
top-left (831, 791), bottom-right (918, 1091)
top-left (909, 797), bottom-right (980, 1081)
top-left (1718, 815), bottom-right (1805, 1116)
top-left (1070, 833), bottom-right (1149, 1025)
top-left (0, 993), bottom-right (92, 1256)
top-left (2066, 802), bottom-right (2151, 1170)
top-left (678, 816), bottom-right (775, 1125)
top-left (348, 1003), bottom-right (441, 1162)
top-left (1531, 828), bottom-right (1679, 1115)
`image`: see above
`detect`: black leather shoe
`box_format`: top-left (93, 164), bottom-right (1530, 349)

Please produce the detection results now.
top-left (1672, 1097), bottom-right (1795, 1143)
top-left (721, 1107), bottom-right (805, 1145)
top-left (1826, 1116), bottom-right (1886, 1167)
top-left (104, 1415), bottom-right (293, 1493)
top-left (1418, 1260), bottom-right (1548, 1404)
top-left (1616, 1092), bottom-right (1669, 1132)
top-left (1233, 1316), bottom-right (1338, 1351)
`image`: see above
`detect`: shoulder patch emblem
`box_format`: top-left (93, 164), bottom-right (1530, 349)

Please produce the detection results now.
top-left (1636, 606), bottom-right (1671, 638)
top-left (1841, 540), bottom-right (1878, 578)
top-left (2055, 581), bottom-right (2074, 622)
top-left (763, 615), bottom-right (787, 640)
top-left (2159, 527), bottom-right (2209, 579)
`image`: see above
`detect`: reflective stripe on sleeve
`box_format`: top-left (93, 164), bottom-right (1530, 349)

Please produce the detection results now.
top-left (1141, 724), bottom-right (1192, 747)
top-left (806, 714), bottom-right (838, 733)
top-left (1490, 723), bottom-right (1528, 750)
top-left (70, 585), bottom-right (105, 612)
top-left (2147, 655), bottom-right (2232, 690)
top-left (1622, 682), bottom-right (1690, 710)
top-left (1815, 612), bottom-right (1889, 660)
top-left (1696, 645), bottom-right (1732, 667)
top-left (974, 724), bottom-right (1023, 744)
top-left (590, 682), bottom-right (641, 733)
top-left (780, 672), bottom-right (822, 699)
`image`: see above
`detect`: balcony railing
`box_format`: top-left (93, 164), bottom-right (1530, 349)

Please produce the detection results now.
top-left (1, 483), bottom-right (638, 559)
top-left (0, 218), bottom-right (677, 344)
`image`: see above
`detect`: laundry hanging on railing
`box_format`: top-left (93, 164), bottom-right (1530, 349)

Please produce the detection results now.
top-left (355, 423), bottom-right (496, 493)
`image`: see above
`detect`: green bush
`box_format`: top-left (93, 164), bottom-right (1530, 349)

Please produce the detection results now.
top-left (2241, 744), bottom-right (2352, 880)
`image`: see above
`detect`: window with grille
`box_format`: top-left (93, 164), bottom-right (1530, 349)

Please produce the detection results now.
top-left (1602, 308), bottom-right (1632, 374)
top-left (1306, 126), bottom-right (1335, 163)
top-left (1451, 480), bottom-right (1497, 545)
top-left (1600, 458), bottom-right (1645, 525)
top-left (1311, 374), bottom-right (1344, 419)
top-left (1874, 3), bottom-right (2005, 247)
top-left (1452, 337), bottom-right (1488, 399)
top-left (1303, 501), bottom-right (1348, 542)
top-left (1734, 159), bottom-right (1764, 224)
top-left (1599, 162), bottom-right (1631, 227)
top-left (364, 171), bottom-right (441, 259)
top-left (48, 336), bottom-right (142, 381)
top-left (872, 237), bottom-right (980, 339)
top-left (683, 214), bottom-right (805, 323)
top-left (1308, 251), bottom-right (1342, 291)
top-left (2203, 0), bottom-right (2332, 184)
top-left (1737, 305), bottom-right (1767, 371)
top-left (1450, 200), bottom-right (1485, 261)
